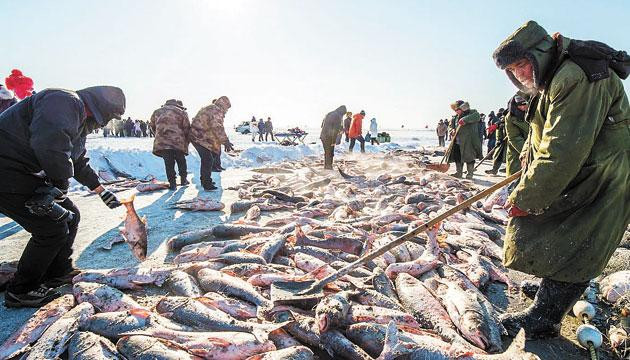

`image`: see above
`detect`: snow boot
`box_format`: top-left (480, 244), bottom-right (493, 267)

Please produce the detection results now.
top-left (168, 179), bottom-right (177, 190)
top-left (501, 278), bottom-right (588, 339)
top-left (451, 162), bottom-right (463, 178)
top-left (465, 162), bottom-right (475, 179)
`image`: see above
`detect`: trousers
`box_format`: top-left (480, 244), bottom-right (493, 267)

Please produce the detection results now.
top-left (0, 192), bottom-right (79, 293)
top-left (161, 149), bottom-right (187, 183)
top-left (349, 135), bottom-right (365, 153)
top-left (193, 142), bottom-right (217, 188)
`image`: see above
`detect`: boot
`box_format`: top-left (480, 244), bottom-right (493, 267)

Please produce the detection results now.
top-left (465, 162), bottom-right (475, 179)
top-left (451, 162), bottom-right (463, 178)
top-left (168, 177), bottom-right (177, 190)
top-left (501, 278), bottom-right (588, 339)
top-left (180, 176), bottom-right (189, 186)
top-left (485, 162), bottom-right (500, 175)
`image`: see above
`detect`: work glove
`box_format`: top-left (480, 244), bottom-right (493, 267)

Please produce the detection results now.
top-left (504, 201), bottom-right (528, 217)
top-left (224, 142), bottom-right (234, 152)
top-left (99, 189), bottom-right (121, 209)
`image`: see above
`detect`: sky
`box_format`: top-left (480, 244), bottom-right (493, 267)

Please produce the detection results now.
top-left (1, 0), bottom-right (629, 130)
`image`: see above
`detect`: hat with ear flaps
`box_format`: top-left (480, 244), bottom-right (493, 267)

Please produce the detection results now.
top-left (493, 20), bottom-right (556, 91)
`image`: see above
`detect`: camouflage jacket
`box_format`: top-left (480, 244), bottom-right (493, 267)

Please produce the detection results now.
top-left (150, 105), bottom-right (190, 156)
top-left (190, 102), bottom-right (229, 153)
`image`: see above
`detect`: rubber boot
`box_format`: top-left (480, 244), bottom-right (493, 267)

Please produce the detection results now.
top-left (465, 162), bottom-right (475, 179)
top-left (501, 278), bottom-right (588, 339)
top-left (451, 162), bottom-right (463, 178)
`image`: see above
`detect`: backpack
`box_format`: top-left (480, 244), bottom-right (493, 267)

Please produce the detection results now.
top-left (567, 39), bottom-right (630, 82)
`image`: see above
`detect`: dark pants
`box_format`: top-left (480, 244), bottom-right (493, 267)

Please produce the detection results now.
top-left (258, 132), bottom-right (264, 141)
top-left (344, 131), bottom-right (349, 142)
top-left (487, 136), bottom-right (496, 154)
top-left (349, 135), bottom-right (365, 153)
top-left (161, 150), bottom-right (187, 183)
top-left (370, 137), bottom-right (380, 145)
top-left (438, 136), bottom-right (445, 147)
top-left (322, 140), bottom-right (334, 169)
top-left (193, 142), bottom-right (217, 188)
top-left (0, 193), bottom-right (79, 294)
top-left (265, 131), bottom-right (274, 141)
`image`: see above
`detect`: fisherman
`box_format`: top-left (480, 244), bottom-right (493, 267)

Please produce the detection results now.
top-left (436, 119), bottom-right (447, 147)
top-left (348, 110), bottom-right (366, 153)
top-left (485, 109), bottom-right (507, 175)
top-left (343, 111), bottom-right (352, 142)
top-left (504, 94), bottom-right (529, 176)
top-left (150, 99), bottom-right (191, 190)
top-left (320, 105), bottom-right (347, 170)
top-left (486, 111), bottom-right (497, 153)
top-left (477, 113), bottom-right (486, 147)
top-left (257, 118), bottom-right (265, 142)
top-left (190, 96), bottom-right (234, 191)
top-left (250, 116), bottom-right (258, 142)
top-left (493, 20), bottom-right (630, 339)
top-left (0, 86), bottom-right (125, 307)
top-left (447, 100), bottom-right (483, 179)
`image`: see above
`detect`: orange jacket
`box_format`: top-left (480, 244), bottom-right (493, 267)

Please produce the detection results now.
top-left (348, 114), bottom-right (364, 138)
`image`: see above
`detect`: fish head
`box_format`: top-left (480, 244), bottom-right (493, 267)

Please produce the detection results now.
top-left (460, 311), bottom-right (491, 350)
top-left (315, 293), bottom-right (350, 333)
top-left (130, 239), bottom-right (147, 261)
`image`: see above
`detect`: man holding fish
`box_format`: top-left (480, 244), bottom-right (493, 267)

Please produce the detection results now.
top-left (0, 86), bottom-right (126, 307)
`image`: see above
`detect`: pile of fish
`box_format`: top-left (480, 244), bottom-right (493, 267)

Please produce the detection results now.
top-left (1, 152), bottom-right (627, 359)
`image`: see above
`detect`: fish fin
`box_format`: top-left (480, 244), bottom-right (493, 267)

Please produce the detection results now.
top-left (129, 308), bottom-right (151, 319)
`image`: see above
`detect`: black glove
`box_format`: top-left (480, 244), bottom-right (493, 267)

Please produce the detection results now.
top-left (99, 189), bottom-right (121, 209)
top-left (224, 142), bottom-right (234, 152)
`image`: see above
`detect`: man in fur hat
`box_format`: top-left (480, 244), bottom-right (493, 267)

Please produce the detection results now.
top-left (446, 100), bottom-right (483, 179)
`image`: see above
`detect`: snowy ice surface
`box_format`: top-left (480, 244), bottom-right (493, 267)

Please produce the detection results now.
top-left (71, 128), bottom-right (436, 192)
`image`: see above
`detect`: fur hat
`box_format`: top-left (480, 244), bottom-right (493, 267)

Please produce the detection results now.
top-left (493, 21), bottom-right (555, 91)
top-left (450, 100), bottom-right (469, 112)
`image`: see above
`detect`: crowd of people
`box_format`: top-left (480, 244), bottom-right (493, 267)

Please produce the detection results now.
top-left (249, 116), bottom-right (274, 142)
top-left (435, 93), bottom-right (530, 179)
top-left (101, 117), bottom-right (153, 138)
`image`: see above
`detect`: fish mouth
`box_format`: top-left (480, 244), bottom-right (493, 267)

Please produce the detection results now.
top-left (318, 315), bottom-right (329, 333)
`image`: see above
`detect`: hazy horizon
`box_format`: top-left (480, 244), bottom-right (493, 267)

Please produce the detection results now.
top-left (2, 0), bottom-right (629, 129)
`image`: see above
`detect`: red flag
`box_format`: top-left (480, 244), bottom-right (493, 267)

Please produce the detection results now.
top-left (5, 69), bottom-right (34, 99)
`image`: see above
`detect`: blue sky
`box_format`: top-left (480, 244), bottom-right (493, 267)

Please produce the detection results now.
top-left (1, 0), bottom-right (629, 129)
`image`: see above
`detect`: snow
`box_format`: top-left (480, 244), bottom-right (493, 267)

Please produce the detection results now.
top-left (71, 128), bottom-right (437, 192)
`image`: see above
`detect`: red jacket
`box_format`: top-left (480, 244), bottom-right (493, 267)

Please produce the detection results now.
top-left (348, 114), bottom-right (364, 138)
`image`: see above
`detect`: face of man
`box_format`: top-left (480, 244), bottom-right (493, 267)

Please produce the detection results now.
top-left (455, 109), bottom-right (463, 116)
top-left (506, 58), bottom-right (535, 90)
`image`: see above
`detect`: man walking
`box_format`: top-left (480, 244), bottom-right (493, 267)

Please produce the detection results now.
top-left (150, 99), bottom-right (190, 190)
top-left (0, 86), bottom-right (125, 307)
top-left (190, 96), bottom-right (233, 191)
top-left (265, 117), bottom-right (274, 141)
top-left (436, 119), bottom-right (447, 147)
top-left (493, 20), bottom-right (629, 339)
top-left (447, 100), bottom-right (483, 179)
top-left (348, 110), bottom-right (366, 153)
top-left (320, 105), bottom-right (346, 170)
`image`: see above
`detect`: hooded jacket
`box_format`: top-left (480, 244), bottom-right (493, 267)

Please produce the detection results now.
top-left (504, 94), bottom-right (530, 176)
top-left (320, 105), bottom-right (346, 146)
top-left (150, 103), bottom-right (191, 156)
top-left (348, 113), bottom-right (364, 138)
top-left (369, 118), bottom-right (378, 135)
top-left (0, 86), bottom-right (125, 193)
top-left (447, 109), bottom-right (483, 163)
top-left (190, 96), bottom-right (231, 154)
top-left (494, 21), bottom-right (630, 282)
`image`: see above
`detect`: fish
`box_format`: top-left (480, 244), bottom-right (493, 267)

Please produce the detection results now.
top-left (212, 224), bottom-right (276, 239)
top-left (25, 302), bottom-right (95, 360)
top-left (155, 297), bottom-right (285, 341)
top-left (83, 308), bottom-right (194, 339)
top-left (600, 270), bottom-right (630, 303)
top-left (231, 199), bottom-right (266, 213)
top-left (483, 184), bottom-right (509, 212)
top-left (371, 267), bottom-right (400, 301)
top-left (170, 197), bottom-right (225, 211)
top-left (164, 270), bottom-right (203, 297)
top-left (199, 292), bottom-right (259, 320)
top-left (174, 244), bottom-right (227, 264)
top-left (385, 256), bottom-right (440, 279)
top-left (245, 345), bottom-right (314, 360)
top-left (293, 225), bottom-right (363, 255)
top-left (119, 194), bottom-right (148, 261)
top-left (315, 291), bottom-right (353, 333)
top-left (101, 234), bottom-right (126, 250)
top-left (67, 331), bottom-right (121, 360)
top-left (73, 282), bottom-right (143, 312)
top-left (197, 268), bottom-right (272, 315)
top-left (267, 329), bottom-right (303, 350)
top-left (72, 266), bottom-right (175, 290)
top-left (116, 335), bottom-right (200, 359)
top-left (320, 329), bottom-right (373, 360)
top-left (125, 328), bottom-right (276, 360)
top-left (0, 294), bottom-right (75, 359)
top-left (0, 260), bottom-right (18, 290)
top-left (258, 234), bottom-right (288, 263)
top-left (136, 179), bottom-right (170, 192)
top-left (167, 228), bottom-right (219, 252)
top-left (262, 189), bottom-right (308, 204)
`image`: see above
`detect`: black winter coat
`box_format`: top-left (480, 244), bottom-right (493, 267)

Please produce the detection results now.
top-left (0, 87), bottom-right (125, 193)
